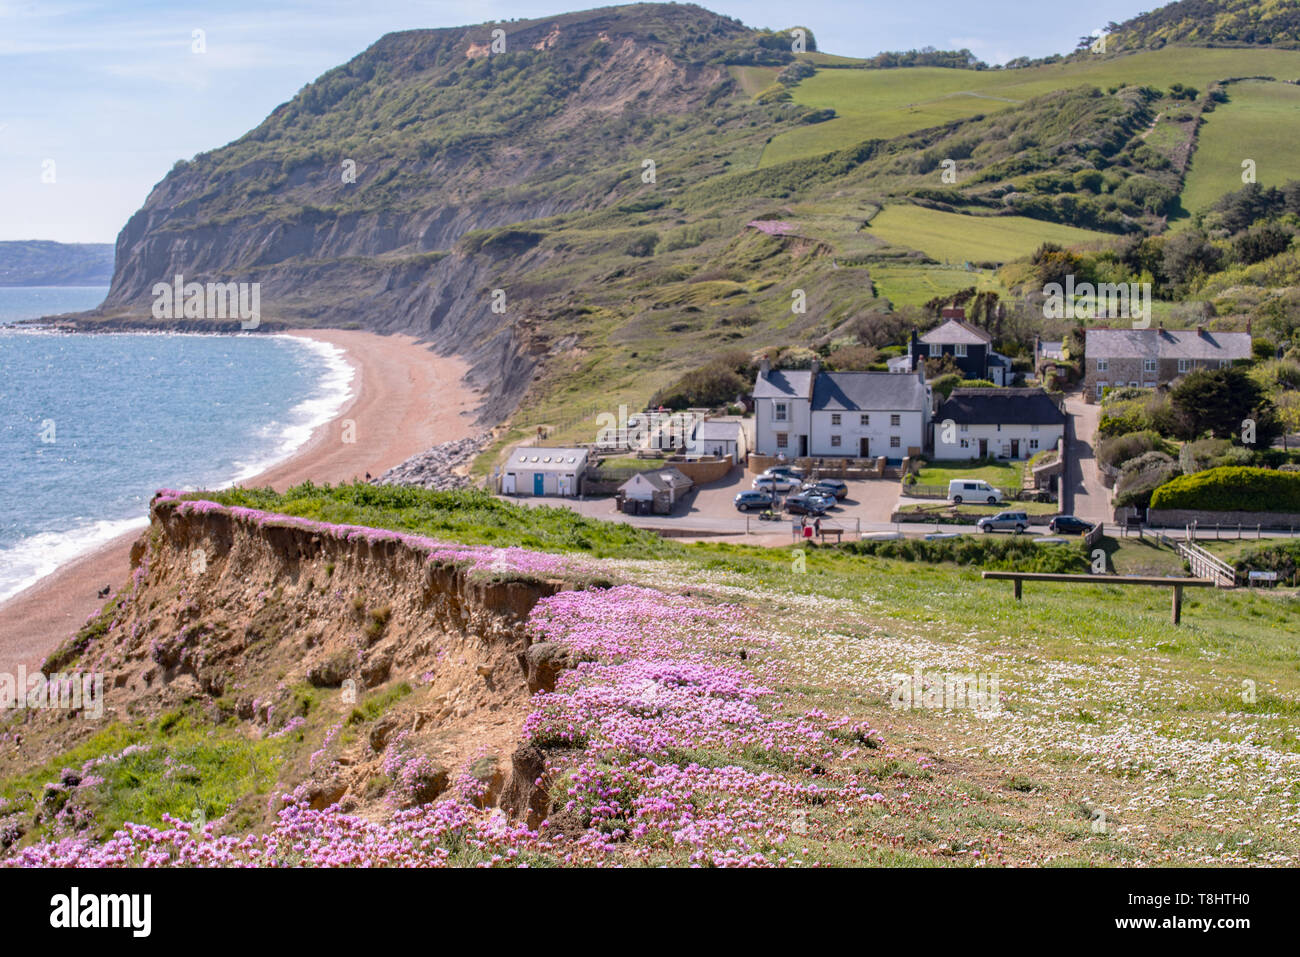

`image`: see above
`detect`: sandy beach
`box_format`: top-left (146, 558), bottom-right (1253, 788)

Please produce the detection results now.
top-left (0, 328), bottom-right (479, 675)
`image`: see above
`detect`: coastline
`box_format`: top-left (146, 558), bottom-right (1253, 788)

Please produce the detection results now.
top-left (0, 328), bottom-right (480, 675)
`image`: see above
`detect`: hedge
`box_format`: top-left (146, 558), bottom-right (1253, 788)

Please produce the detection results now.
top-left (1148, 467), bottom-right (1300, 513)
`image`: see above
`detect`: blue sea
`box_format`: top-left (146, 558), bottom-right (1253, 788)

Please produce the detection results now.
top-left (0, 287), bottom-right (354, 602)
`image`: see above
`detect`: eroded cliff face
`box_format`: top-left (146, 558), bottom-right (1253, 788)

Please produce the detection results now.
top-left (19, 496), bottom-right (580, 828)
top-left (80, 6), bottom-right (752, 421)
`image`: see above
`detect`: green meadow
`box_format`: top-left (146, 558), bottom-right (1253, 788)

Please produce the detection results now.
top-left (866, 205), bottom-right (1116, 264)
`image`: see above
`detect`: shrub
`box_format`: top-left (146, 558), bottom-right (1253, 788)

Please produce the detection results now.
top-left (841, 536), bottom-right (1088, 573)
top-left (1149, 467), bottom-right (1300, 513)
top-left (1097, 430), bottom-right (1172, 470)
top-left (1115, 451), bottom-right (1179, 508)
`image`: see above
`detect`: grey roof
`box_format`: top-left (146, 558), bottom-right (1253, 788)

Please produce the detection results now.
top-left (510, 447), bottom-right (588, 471)
top-left (694, 419), bottom-right (744, 442)
top-left (1086, 328), bottom-right (1252, 360)
top-left (937, 388), bottom-right (1065, 426)
top-left (920, 319), bottom-right (993, 346)
top-left (621, 467), bottom-right (691, 492)
top-left (752, 369), bottom-right (812, 399)
top-left (812, 371), bottom-right (928, 412)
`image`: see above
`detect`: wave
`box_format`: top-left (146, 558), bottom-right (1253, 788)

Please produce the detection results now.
top-left (0, 516), bottom-right (149, 604)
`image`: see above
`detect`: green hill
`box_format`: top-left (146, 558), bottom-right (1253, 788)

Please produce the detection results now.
top-left (1107, 0), bottom-right (1300, 50)
top-left (0, 241), bottom-right (114, 286)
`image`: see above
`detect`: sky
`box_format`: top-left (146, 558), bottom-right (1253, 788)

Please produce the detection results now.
top-left (1, 0), bottom-right (1148, 244)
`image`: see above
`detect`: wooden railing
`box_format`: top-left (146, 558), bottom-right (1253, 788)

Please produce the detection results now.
top-left (1176, 540), bottom-right (1236, 588)
top-left (982, 571), bottom-right (1215, 624)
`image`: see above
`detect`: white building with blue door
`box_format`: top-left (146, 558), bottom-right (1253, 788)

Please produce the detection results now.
top-left (502, 447), bottom-right (589, 496)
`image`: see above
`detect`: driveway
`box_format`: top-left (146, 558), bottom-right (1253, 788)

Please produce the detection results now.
top-left (1063, 392), bottom-right (1110, 522)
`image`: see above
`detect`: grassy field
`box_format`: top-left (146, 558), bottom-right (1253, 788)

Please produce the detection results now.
top-left (1178, 79), bottom-right (1300, 218)
top-left (913, 459), bottom-right (1023, 488)
top-left (867, 205), bottom-right (1115, 264)
top-left (761, 47), bottom-right (1300, 167)
top-left (870, 264), bottom-right (1007, 307)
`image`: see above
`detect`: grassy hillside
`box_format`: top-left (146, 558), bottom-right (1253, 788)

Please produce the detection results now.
top-left (763, 47), bottom-right (1300, 167)
top-left (0, 241), bottom-right (114, 286)
top-left (1179, 79), bottom-right (1300, 216)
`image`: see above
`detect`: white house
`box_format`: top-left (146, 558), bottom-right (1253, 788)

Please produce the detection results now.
top-left (933, 388), bottom-right (1065, 460)
top-left (688, 418), bottom-right (748, 461)
top-left (502, 447), bottom-right (589, 496)
top-left (753, 358), bottom-right (931, 459)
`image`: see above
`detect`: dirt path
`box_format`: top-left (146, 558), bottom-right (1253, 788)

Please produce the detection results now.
top-left (1064, 392), bottom-right (1110, 522)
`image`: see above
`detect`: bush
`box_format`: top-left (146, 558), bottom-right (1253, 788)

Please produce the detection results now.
top-left (1115, 451), bottom-right (1180, 508)
top-left (1149, 467), bottom-right (1300, 513)
top-left (841, 536), bottom-right (1088, 573)
top-left (1234, 541), bottom-right (1300, 580)
top-left (1097, 430), bottom-right (1172, 470)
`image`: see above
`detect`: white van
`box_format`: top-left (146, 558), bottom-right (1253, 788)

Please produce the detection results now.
top-left (948, 479), bottom-right (1003, 504)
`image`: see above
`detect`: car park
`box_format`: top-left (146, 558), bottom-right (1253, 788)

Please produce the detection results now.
top-left (977, 511), bottom-right (1029, 534)
top-left (1048, 515), bottom-right (1094, 535)
top-left (948, 479), bottom-right (1004, 505)
top-left (734, 490), bottom-right (776, 512)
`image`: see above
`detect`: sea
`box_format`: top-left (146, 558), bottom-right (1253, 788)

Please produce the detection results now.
top-left (0, 286), bottom-right (354, 603)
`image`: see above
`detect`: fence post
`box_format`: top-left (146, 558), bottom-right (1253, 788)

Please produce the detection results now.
top-left (1171, 584), bottom-right (1182, 625)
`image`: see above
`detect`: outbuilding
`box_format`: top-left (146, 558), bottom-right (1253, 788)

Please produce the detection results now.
top-left (502, 447), bottom-right (588, 496)
top-left (617, 467), bottom-right (693, 514)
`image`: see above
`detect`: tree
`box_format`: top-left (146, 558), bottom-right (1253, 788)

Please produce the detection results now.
top-left (1233, 223), bottom-right (1292, 265)
top-left (1170, 366), bottom-right (1280, 446)
top-left (1161, 229), bottom-right (1221, 287)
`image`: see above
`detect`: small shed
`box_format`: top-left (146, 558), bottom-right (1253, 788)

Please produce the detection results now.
top-left (502, 447), bottom-right (588, 497)
top-left (617, 468), bottom-right (693, 514)
top-left (689, 418), bottom-right (748, 462)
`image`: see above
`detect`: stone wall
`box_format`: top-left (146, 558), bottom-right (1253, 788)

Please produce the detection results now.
top-left (1147, 508), bottom-right (1300, 530)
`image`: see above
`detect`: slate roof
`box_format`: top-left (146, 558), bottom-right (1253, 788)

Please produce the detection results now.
top-left (752, 369), bottom-right (812, 399)
top-left (1085, 328), bottom-right (1252, 360)
top-left (622, 468), bottom-right (692, 492)
top-left (920, 319), bottom-right (993, 346)
top-left (937, 388), bottom-right (1065, 426)
top-left (812, 371), bottom-right (928, 412)
top-left (694, 419), bottom-right (745, 442)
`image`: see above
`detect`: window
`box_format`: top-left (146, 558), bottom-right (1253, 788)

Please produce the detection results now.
top-left (890, 436), bottom-right (901, 448)
top-left (776, 433), bottom-right (788, 449)
top-left (959, 439), bottom-right (969, 449)
top-left (954, 344), bottom-right (967, 358)
top-left (960, 423), bottom-right (969, 433)
top-left (859, 414), bottom-right (870, 426)
top-left (1220, 359), bottom-right (1232, 369)
top-left (1030, 424), bottom-right (1039, 432)
top-left (830, 435), bottom-right (842, 448)
top-left (1029, 439), bottom-right (1039, 450)
top-left (830, 413), bottom-right (841, 426)
top-left (890, 414), bottom-right (901, 426)
top-left (774, 402), bottom-right (788, 422)
top-left (1178, 359), bottom-right (1191, 373)
top-left (1096, 358), bottom-right (1108, 372)
top-left (929, 343), bottom-right (941, 357)
top-left (1143, 358), bottom-right (1157, 373)
top-left (1096, 381), bottom-right (1107, 399)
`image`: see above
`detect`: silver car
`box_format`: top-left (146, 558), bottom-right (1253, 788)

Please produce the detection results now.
top-left (977, 511), bottom-right (1029, 534)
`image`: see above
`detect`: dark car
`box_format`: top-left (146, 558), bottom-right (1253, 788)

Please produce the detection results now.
top-left (1048, 515), bottom-right (1094, 535)
top-left (803, 478), bottom-right (848, 499)
top-left (785, 491), bottom-right (832, 516)
top-left (734, 490), bottom-right (776, 512)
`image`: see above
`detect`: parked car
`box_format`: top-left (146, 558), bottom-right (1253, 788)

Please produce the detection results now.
top-left (948, 479), bottom-right (1004, 505)
top-left (802, 478), bottom-right (848, 499)
top-left (734, 490), bottom-right (776, 512)
top-left (977, 511), bottom-right (1029, 534)
top-left (785, 492), bottom-right (832, 516)
top-left (753, 474), bottom-right (801, 493)
top-left (762, 465), bottom-right (804, 480)
top-left (1048, 515), bottom-right (1094, 535)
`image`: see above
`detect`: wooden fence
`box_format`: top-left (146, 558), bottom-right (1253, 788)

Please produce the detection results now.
top-left (982, 571), bottom-right (1215, 624)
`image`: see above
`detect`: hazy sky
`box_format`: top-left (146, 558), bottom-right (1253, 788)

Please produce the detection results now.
top-left (1, 0), bottom-right (1145, 244)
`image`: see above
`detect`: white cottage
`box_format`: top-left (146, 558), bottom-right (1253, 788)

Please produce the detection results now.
top-left (753, 358), bottom-right (930, 460)
top-left (933, 388), bottom-right (1065, 460)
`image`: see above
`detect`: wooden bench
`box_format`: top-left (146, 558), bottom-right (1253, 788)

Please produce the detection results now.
top-left (982, 571), bottom-right (1215, 625)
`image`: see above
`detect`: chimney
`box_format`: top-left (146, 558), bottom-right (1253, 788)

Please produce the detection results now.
top-left (1246, 318), bottom-right (1252, 335)
top-left (1196, 324), bottom-right (1207, 339)
top-left (808, 358), bottom-right (821, 400)
top-left (759, 355), bottom-right (771, 377)
top-left (910, 329), bottom-right (919, 371)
